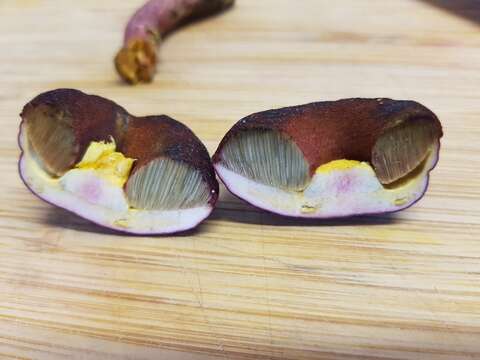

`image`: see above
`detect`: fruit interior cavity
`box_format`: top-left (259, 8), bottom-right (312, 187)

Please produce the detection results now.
top-left (372, 118), bottom-right (438, 185)
top-left (125, 158), bottom-right (210, 210)
top-left (220, 130), bottom-right (310, 191)
top-left (25, 104), bottom-right (77, 177)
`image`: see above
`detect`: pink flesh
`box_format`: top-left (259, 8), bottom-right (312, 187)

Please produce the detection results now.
top-left (80, 177), bottom-right (102, 203)
top-left (125, 0), bottom-right (200, 43)
top-left (335, 174), bottom-right (354, 195)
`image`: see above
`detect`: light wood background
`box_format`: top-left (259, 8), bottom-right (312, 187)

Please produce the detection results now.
top-left (1, 0), bottom-right (480, 359)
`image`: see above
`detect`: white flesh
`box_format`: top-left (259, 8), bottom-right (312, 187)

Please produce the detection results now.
top-left (215, 143), bottom-right (439, 218)
top-left (19, 126), bottom-right (212, 234)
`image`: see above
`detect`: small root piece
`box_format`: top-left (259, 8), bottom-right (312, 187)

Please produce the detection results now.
top-left (115, 0), bottom-right (235, 84)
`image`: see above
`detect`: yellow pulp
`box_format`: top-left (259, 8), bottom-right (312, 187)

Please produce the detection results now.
top-left (75, 138), bottom-right (135, 186)
top-left (315, 159), bottom-right (371, 174)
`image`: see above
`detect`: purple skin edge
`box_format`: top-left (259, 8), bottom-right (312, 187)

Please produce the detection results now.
top-left (17, 123), bottom-right (216, 236)
top-left (213, 141), bottom-right (441, 220)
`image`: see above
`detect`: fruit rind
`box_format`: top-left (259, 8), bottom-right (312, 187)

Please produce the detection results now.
top-left (213, 98), bottom-right (443, 218)
top-left (18, 125), bottom-right (214, 235)
top-left (18, 89), bottom-right (218, 234)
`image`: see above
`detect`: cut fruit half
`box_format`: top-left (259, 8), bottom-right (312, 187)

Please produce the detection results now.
top-left (19, 89), bottom-right (218, 234)
top-left (213, 98), bottom-right (443, 218)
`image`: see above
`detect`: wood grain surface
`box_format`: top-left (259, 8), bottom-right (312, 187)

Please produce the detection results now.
top-left (1, 0), bottom-right (480, 359)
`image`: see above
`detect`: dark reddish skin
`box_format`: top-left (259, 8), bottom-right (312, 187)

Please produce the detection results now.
top-left (21, 89), bottom-right (218, 205)
top-left (213, 98), bottom-right (443, 177)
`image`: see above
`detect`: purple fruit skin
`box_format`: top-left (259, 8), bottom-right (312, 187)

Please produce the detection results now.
top-left (17, 124), bottom-right (214, 236)
top-left (214, 141), bottom-right (441, 219)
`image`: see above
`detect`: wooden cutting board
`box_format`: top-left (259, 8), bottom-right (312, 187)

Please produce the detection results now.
top-left (1, 0), bottom-right (479, 359)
